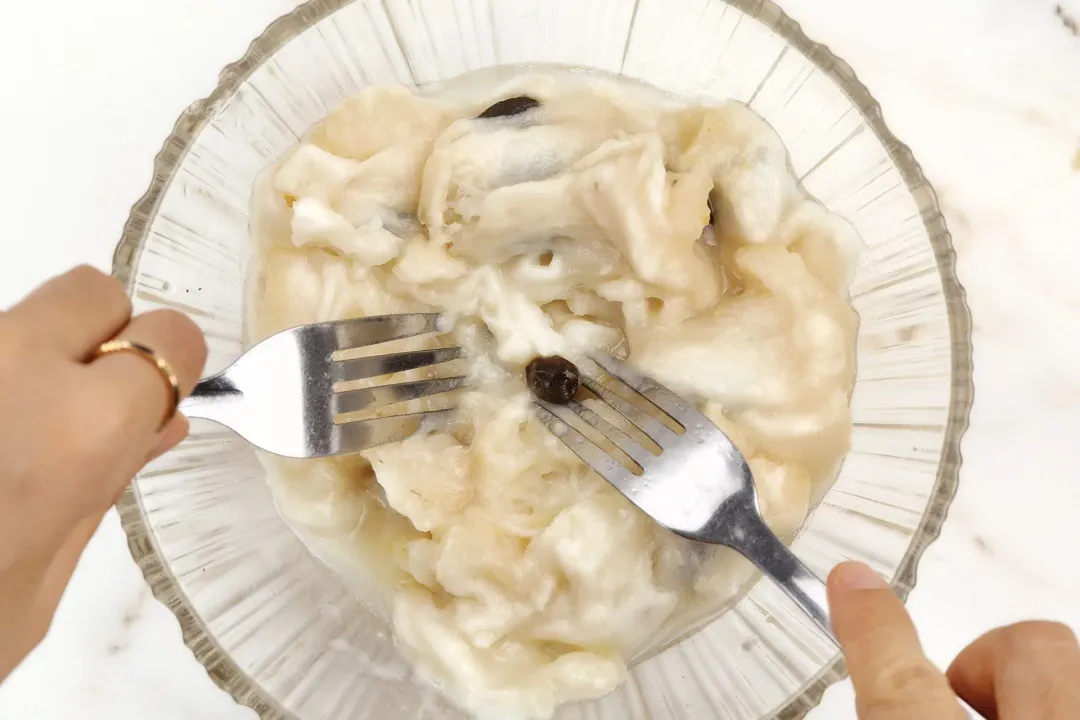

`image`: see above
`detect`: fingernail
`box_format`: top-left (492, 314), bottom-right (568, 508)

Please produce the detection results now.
top-left (833, 562), bottom-right (889, 591)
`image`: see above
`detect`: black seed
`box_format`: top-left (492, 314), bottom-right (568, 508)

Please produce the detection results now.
top-left (526, 355), bottom-right (581, 405)
top-left (707, 195), bottom-right (716, 226)
top-left (477, 95), bottom-right (542, 119)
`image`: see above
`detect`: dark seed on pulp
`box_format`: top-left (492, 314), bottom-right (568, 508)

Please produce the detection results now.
top-left (478, 96), bottom-right (542, 119)
top-left (526, 356), bottom-right (581, 405)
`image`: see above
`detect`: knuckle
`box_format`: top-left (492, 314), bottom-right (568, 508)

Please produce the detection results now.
top-left (862, 656), bottom-right (949, 712)
top-left (146, 309), bottom-right (206, 352)
top-left (1041, 674), bottom-right (1080, 711)
top-left (65, 264), bottom-right (108, 284)
top-left (104, 282), bottom-right (133, 318)
top-left (66, 265), bottom-right (132, 318)
top-left (1002, 621), bottom-right (1078, 651)
top-left (141, 309), bottom-right (208, 380)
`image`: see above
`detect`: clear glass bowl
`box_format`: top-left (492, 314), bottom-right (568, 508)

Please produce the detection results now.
top-left (112, 0), bottom-right (973, 718)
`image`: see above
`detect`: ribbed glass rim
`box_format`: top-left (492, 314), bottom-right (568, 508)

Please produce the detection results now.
top-left (111, 1), bottom-right (975, 717)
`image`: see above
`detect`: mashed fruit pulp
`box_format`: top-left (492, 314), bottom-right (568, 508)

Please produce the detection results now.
top-left (249, 71), bottom-right (859, 720)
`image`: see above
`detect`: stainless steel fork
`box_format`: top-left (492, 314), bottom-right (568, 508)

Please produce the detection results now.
top-left (532, 352), bottom-right (834, 632)
top-left (534, 353), bottom-right (983, 718)
top-left (180, 314), bottom-right (466, 458)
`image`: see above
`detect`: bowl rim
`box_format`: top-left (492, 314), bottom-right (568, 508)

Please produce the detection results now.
top-left (112, 1), bottom-right (975, 718)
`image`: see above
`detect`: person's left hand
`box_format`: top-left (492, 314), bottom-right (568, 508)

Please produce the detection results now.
top-left (0, 266), bottom-right (207, 681)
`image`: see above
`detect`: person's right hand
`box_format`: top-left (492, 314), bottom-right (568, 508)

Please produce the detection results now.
top-left (0, 266), bottom-right (206, 682)
top-left (828, 561), bottom-right (1080, 719)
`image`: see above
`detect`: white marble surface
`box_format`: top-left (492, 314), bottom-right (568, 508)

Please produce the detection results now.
top-left (0, 0), bottom-right (1077, 718)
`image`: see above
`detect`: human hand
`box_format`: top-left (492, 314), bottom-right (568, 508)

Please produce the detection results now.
top-left (828, 561), bottom-right (1080, 719)
top-left (0, 266), bottom-right (206, 682)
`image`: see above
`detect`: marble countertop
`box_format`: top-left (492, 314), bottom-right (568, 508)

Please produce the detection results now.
top-left (0, 0), bottom-right (1077, 718)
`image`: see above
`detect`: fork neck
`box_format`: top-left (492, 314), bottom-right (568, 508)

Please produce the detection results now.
top-left (179, 374), bottom-right (244, 423)
top-left (691, 498), bottom-right (835, 642)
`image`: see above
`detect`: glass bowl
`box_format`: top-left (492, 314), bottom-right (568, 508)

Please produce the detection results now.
top-left (112, 0), bottom-right (973, 718)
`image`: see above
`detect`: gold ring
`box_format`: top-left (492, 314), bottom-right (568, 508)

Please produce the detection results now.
top-left (95, 340), bottom-right (181, 431)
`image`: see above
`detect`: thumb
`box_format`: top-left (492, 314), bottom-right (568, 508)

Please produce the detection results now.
top-left (827, 562), bottom-right (966, 720)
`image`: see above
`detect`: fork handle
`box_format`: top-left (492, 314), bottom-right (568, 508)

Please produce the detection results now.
top-left (719, 513), bottom-right (984, 718)
top-left (718, 511), bottom-right (835, 639)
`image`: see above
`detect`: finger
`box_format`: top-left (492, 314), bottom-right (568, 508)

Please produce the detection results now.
top-left (146, 414), bottom-right (190, 465)
top-left (46, 311), bottom-right (204, 523)
top-left (6, 265), bottom-right (131, 359)
top-left (90, 309), bottom-right (207, 439)
top-left (948, 621), bottom-right (1080, 719)
top-left (97, 415), bottom-right (190, 510)
top-left (827, 562), bottom-right (965, 720)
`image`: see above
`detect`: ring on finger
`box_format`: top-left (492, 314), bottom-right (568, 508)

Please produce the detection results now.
top-left (94, 340), bottom-right (181, 431)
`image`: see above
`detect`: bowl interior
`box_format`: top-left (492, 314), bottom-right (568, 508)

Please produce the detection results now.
top-left (114, 1), bottom-right (972, 718)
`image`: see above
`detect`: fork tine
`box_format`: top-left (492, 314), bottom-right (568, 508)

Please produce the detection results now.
top-left (319, 313), bottom-right (444, 350)
top-left (588, 353), bottom-right (695, 424)
top-left (533, 405), bottom-right (637, 490)
top-left (578, 371), bottom-right (682, 445)
top-left (330, 347), bottom-right (464, 384)
top-left (540, 400), bottom-right (654, 468)
top-left (331, 409), bottom-right (454, 454)
top-left (332, 376), bottom-right (469, 417)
